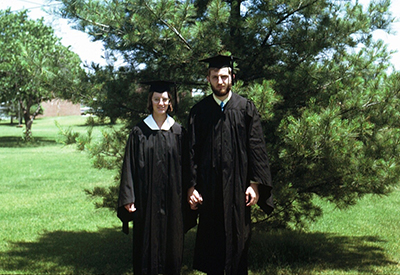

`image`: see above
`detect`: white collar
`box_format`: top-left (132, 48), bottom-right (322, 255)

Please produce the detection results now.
top-left (213, 91), bottom-right (232, 106)
top-left (144, 114), bottom-right (175, 130)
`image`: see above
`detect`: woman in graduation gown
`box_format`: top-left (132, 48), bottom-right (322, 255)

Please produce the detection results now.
top-left (118, 81), bottom-right (185, 275)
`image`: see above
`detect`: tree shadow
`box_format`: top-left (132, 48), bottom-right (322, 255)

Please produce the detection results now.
top-left (1, 227), bottom-right (134, 274)
top-left (248, 229), bottom-right (396, 274)
top-left (0, 228), bottom-right (396, 275)
top-left (0, 136), bottom-right (57, 148)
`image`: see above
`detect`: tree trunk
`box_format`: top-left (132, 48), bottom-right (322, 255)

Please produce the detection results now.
top-left (229, 0), bottom-right (243, 53)
top-left (20, 97), bottom-right (42, 140)
top-left (21, 99), bottom-right (32, 140)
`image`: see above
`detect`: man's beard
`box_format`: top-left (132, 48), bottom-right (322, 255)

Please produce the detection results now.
top-left (211, 83), bottom-right (231, 97)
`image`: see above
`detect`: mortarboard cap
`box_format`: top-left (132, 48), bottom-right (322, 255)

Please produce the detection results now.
top-left (117, 206), bottom-right (135, 234)
top-left (199, 54), bottom-right (239, 69)
top-left (141, 80), bottom-right (175, 93)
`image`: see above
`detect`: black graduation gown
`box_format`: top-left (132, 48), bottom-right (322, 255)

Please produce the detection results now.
top-left (187, 93), bottom-right (274, 275)
top-left (118, 120), bottom-right (185, 275)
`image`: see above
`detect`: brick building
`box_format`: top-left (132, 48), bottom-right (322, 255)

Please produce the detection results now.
top-left (40, 99), bottom-right (81, 117)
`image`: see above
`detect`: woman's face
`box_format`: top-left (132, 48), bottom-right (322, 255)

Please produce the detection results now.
top-left (151, 91), bottom-right (170, 116)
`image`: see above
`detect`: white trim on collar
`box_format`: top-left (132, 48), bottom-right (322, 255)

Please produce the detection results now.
top-left (213, 91), bottom-right (232, 106)
top-left (144, 115), bottom-right (175, 130)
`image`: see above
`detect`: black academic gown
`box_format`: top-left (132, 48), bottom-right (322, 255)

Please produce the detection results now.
top-left (187, 93), bottom-right (274, 275)
top-left (118, 119), bottom-right (185, 275)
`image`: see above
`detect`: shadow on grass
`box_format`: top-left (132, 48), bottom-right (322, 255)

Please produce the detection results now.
top-left (0, 136), bottom-right (57, 148)
top-left (0, 228), bottom-right (396, 275)
top-left (1, 227), bottom-right (134, 275)
top-left (248, 229), bottom-right (396, 274)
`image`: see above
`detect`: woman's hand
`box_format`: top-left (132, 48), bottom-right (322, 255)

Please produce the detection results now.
top-left (124, 203), bottom-right (137, 212)
top-left (187, 186), bottom-right (203, 210)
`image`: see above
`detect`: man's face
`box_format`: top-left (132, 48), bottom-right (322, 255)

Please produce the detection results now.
top-left (207, 67), bottom-right (232, 97)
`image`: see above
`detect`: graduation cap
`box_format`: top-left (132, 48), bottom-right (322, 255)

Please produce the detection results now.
top-left (117, 206), bottom-right (136, 234)
top-left (200, 54), bottom-right (240, 85)
top-left (199, 54), bottom-right (239, 69)
top-left (141, 80), bottom-right (176, 93)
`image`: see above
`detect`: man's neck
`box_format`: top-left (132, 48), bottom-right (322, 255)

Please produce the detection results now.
top-left (215, 94), bottom-right (228, 101)
top-left (213, 91), bottom-right (232, 102)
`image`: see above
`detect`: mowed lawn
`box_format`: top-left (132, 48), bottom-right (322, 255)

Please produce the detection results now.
top-left (0, 116), bottom-right (132, 274)
top-left (1, 116), bottom-right (400, 274)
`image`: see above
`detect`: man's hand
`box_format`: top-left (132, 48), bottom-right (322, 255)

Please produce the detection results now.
top-left (188, 186), bottom-right (203, 210)
top-left (245, 183), bottom-right (259, 207)
top-left (124, 203), bottom-right (137, 212)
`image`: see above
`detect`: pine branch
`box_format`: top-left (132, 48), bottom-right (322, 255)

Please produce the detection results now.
top-left (143, 2), bottom-right (192, 50)
top-left (260, 0), bottom-right (320, 49)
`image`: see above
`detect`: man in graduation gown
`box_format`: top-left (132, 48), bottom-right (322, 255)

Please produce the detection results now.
top-left (187, 55), bottom-right (274, 275)
top-left (118, 81), bottom-right (185, 275)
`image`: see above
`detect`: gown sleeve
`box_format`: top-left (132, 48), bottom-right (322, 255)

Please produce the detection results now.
top-left (117, 130), bottom-right (137, 234)
top-left (183, 115), bottom-right (200, 232)
top-left (187, 106), bottom-right (198, 190)
top-left (246, 100), bottom-right (274, 215)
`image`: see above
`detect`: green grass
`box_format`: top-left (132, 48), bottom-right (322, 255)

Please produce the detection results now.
top-left (248, 190), bottom-right (400, 274)
top-left (0, 116), bottom-right (132, 274)
top-left (1, 116), bottom-right (400, 274)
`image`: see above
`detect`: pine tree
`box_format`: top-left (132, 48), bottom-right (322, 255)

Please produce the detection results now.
top-left (54, 0), bottom-right (400, 228)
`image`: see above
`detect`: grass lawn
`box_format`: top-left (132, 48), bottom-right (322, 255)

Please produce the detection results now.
top-left (1, 116), bottom-right (400, 274)
top-left (0, 116), bottom-right (132, 274)
top-left (247, 190), bottom-right (400, 275)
